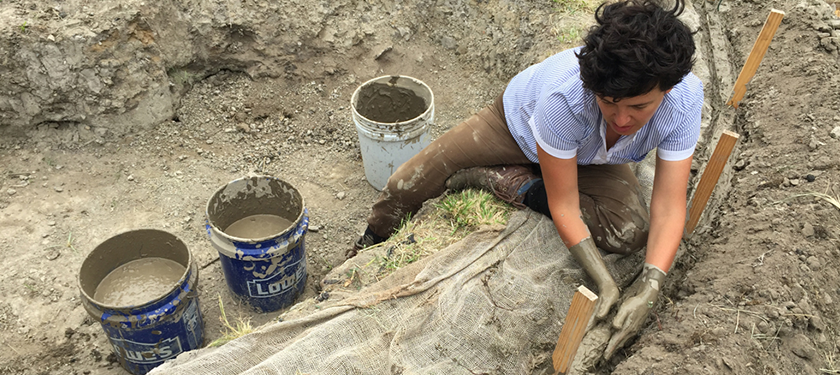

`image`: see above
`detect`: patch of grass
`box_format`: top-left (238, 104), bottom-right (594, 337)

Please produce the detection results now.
top-left (553, 25), bottom-right (584, 45)
top-left (436, 189), bottom-right (512, 234)
top-left (377, 238), bottom-right (427, 274)
top-left (551, 0), bottom-right (594, 15)
top-left (168, 68), bottom-right (201, 88)
top-left (372, 189), bottom-right (514, 278)
top-left (20, 21), bottom-right (27, 33)
top-left (208, 295), bottom-right (253, 347)
top-left (66, 232), bottom-right (79, 255)
top-left (548, 0), bottom-right (595, 48)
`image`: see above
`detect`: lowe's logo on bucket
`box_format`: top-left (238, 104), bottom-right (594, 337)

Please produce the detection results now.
top-left (111, 336), bottom-right (183, 364)
top-left (247, 259), bottom-right (306, 298)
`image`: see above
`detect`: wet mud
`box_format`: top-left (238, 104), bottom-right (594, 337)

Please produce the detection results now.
top-left (356, 82), bottom-right (427, 123)
top-left (224, 214), bottom-right (294, 239)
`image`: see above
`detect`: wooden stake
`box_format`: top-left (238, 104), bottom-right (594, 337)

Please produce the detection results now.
top-left (684, 131), bottom-right (740, 236)
top-left (552, 286), bottom-right (598, 375)
top-left (726, 9), bottom-right (785, 108)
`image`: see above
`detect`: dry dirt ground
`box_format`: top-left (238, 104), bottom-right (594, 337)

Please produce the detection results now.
top-left (1, 0), bottom-right (840, 374)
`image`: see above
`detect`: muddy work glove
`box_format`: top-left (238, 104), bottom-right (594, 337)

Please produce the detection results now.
top-left (604, 263), bottom-right (667, 359)
top-left (567, 237), bottom-right (620, 320)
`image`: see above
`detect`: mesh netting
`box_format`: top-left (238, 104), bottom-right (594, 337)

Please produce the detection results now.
top-left (151, 208), bottom-right (646, 375)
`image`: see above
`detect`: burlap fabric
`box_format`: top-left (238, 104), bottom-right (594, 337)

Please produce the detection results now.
top-left (151, 204), bottom-right (649, 375)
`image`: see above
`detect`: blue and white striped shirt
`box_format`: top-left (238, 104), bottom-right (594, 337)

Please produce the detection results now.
top-left (503, 48), bottom-right (704, 164)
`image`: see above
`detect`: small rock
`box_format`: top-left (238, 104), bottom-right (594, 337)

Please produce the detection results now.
top-left (48, 221), bottom-right (57, 226)
top-left (54, 186), bottom-right (63, 192)
top-left (45, 248), bottom-right (60, 261)
top-left (309, 225), bottom-right (321, 233)
top-left (722, 357), bottom-right (736, 370)
top-left (824, 294), bottom-right (833, 305)
top-left (237, 122), bottom-right (250, 133)
top-left (127, 175), bottom-right (135, 182)
top-left (6, 188), bottom-right (16, 196)
top-left (757, 320), bottom-right (770, 334)
top-left (791, 334), bottom-right (817, 359)
top-left (810, 315), bottom-right (826, 331)
top-left (790, 178), bottom-right (800, 186)
top-left (806, 174), bottom-right (816, 182)
top-left (374, 46), bottom-right (393, 60)
top-left (802, 223), bottom-right (815, 237)
top-left (206, 139), bottom-right (214, 145)
top-left (831, 126), bottom-right (840, 139)
top-left (806, 256), bottom-right (822, 271)
top-left (336, 192), bottom-right (346, 200)
top-left (315, 291), bottom-right (330, 302)
top-left (800, 263), bottom-right (811, 273)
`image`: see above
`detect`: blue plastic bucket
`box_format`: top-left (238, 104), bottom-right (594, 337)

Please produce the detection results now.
top-left (205, 175), bottom-right (308, 313)
top-left (78, 229), bottom-right (204, 375)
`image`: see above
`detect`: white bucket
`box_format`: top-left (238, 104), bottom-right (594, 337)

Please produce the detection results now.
top-left (351, 75), bottom-right (434, 191)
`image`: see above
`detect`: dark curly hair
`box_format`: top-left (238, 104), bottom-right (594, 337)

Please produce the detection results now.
top-left (576, 0), bottom-right (695, 100)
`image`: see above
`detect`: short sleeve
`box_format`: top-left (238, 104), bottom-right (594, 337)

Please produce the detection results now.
top-left (657, 81), bottom-right (704, 161)
top-left (531, 92), bottom-right (583, 160)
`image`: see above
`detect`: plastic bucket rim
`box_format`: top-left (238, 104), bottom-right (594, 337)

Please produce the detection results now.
top-left (84, 265), bottom-right (198, 329)
top-left (205, 175), bottom-right (307, 243)
top-left (350, 75), bottom-right (435, 128)
top-left (353, 116), bottom-right (431, 142)
top-left (207, 212), bottom-right (308, 260)
top-left (78, 228), bottom-right (194, 310)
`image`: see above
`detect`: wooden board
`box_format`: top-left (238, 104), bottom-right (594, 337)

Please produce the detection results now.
top-left (726, 9), bottom-right (785, 108)
top-left (684, 131), bottom-right (740, 236)
top-left (552, 286), bottom-right (598, 375)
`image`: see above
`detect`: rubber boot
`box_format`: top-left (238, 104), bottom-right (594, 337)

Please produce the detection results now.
top-left (568, 237), bottom-right (620, 320)
top-left (445, 165), bottom-right (540, 209)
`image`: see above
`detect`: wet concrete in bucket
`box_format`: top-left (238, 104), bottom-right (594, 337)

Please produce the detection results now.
top-left (94, 258), bottom-right (186, 306)
top-left (356, 82), bottom-right (426, 123)
top-left (224, 214), bottom-right (294, 239)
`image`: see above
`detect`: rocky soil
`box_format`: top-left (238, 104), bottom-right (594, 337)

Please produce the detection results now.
top-left (0, 0), bottom-right (839, 374)
top-left (611, 1), bottom-right (840, 374)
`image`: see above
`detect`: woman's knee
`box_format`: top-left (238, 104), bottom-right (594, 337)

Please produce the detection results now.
top-left (594, 222), bottom-right (649, 255)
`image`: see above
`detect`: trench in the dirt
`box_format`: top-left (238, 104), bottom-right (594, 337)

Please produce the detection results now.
top-left (596, 1), bottom-right (744, 371)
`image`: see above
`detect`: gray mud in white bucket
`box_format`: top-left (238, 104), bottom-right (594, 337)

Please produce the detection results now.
top-left (351, 75), bottom-right (434, 190)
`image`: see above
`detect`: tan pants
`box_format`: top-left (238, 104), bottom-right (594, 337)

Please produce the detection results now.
top-left (366, 94), bottom-right (649, 254)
